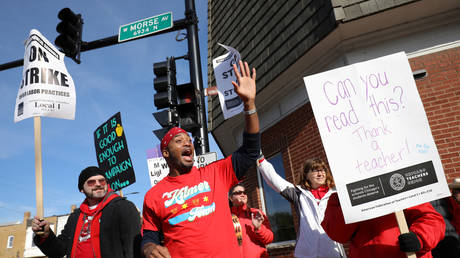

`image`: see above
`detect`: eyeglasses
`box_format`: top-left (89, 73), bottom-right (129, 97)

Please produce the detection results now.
top-left (310, 169), bottom-right (326, 174)
top-left (232, 190), bottom-right (246, 196)
top-left (86, 178), bottom-right (107, 186)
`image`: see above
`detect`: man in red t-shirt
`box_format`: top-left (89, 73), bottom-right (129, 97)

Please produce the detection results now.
top-left (141, 60), bottom-right (260, 258)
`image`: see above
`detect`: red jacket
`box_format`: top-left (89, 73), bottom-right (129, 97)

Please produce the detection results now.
top-left (322, 193), bottom-right (445, 258)
top-left (231, 205), bottom-right (274, 258)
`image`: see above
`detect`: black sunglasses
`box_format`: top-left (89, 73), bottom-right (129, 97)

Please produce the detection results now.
top-left (232, 190), bottom-right (246, 196)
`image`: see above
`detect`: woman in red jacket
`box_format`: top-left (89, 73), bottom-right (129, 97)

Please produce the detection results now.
top-left (321, 193), bottom-right (445, 258)
top-left (229, 183), bottom-right (274, 258)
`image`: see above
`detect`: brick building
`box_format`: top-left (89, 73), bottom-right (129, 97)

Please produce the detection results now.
top-left (207, 0), bottom-right (460, 256)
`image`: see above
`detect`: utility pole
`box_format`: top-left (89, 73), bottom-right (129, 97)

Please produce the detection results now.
top-left (185, 0), bottom-right (209, 155)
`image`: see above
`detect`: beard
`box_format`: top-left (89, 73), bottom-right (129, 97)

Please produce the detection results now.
top-left (168, 151), bottom-right (194, 174)
top-left (84, 187), bottom-right (107, 202)
top-left (177, 162), bottom-right (194, 174)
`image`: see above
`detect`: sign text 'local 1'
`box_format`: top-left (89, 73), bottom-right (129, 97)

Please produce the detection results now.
top-left (118, 12), bottom-right (173, 42)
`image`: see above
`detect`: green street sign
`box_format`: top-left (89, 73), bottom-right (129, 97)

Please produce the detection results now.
top-left (118, 12), bottom-right (173, 42)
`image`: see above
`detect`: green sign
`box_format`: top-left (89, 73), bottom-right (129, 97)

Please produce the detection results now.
top-left (118, 12), bottom-right (173, 42)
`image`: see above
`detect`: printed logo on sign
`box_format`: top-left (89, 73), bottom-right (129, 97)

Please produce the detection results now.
top-left (347, 161), bottom-right (438, 206)
top-left (225, 96), bottom-right (242, 109)
top-left (18, 102), bottom-right (24, 116)
top-left (389, 173), bottom-right (405, 191)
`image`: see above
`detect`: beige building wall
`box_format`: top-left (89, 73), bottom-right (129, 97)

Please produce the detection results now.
top-left (0, 212), bottom-right (30, 258)
top-left (0, 211), bottom-right (63, 258)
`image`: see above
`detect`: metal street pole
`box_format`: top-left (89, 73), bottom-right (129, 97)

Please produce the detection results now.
top-left (185, 0), bottom-right (209, 155)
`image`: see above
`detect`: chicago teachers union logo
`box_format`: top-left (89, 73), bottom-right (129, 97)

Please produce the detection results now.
top-left (390, 173), bottom-right (405, 191)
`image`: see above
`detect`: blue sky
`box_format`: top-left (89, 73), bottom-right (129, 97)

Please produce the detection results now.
top-left (0, 0), bottom-right (221, 223)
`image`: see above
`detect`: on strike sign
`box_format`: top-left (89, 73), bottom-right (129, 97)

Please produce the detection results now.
top-left (14, 29), bottom-right (76, 122)
top-left (304, 52), bottom-right (450, 223)
top-left (94, 112), bottom-right (135, 191)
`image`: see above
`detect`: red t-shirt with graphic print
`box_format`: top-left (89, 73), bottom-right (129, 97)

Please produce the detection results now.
top-left (142, 156), bottom-right (240, 258)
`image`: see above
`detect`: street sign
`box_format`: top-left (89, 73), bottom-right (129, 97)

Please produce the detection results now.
top-left (118, 12), bottom-right (173, 42)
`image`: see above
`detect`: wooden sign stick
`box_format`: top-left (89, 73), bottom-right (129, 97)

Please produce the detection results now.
top-left (34, 116), bottom-right (44, 218)
top-left (395, 210), bottom-right (417, 258)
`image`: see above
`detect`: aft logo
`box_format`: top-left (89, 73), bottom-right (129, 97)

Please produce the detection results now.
top-left (389, 173), bottom-right (405, 191)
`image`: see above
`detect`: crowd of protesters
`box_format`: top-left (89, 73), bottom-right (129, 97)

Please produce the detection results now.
top-left (31, 60), bottom-right (456, 258)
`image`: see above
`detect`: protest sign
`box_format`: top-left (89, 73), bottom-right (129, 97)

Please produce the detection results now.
top-left (94, 112), bottom-right (135, 191)
top-left (304, 52), bottom-right (450, 224)
top-left (13, 29), bottom-right (76, 218)
top-left (146, 147), bottom-right (217, 187)
top-left (212, 43), bottom-right (243, 119)
top-left (14, 29), bottom-right (76, 123)
top-left (146, 145), bottom-right (168, 186)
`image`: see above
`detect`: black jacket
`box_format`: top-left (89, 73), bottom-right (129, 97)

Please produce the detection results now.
top-left (34, 196), bottom-right (141, 258)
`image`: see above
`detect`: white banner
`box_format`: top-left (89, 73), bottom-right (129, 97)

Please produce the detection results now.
top-left (14, 29), bottom-right (76, 123)
top-left (304, 52), bottom-right (450, 224)
top-left (212, 43), bottom-right (243, 120)
top-left (146, 148), bottom-right (218, 187)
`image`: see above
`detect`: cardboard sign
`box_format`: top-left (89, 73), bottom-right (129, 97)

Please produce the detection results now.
top-left (303, 52), bottom-right (450, 223)
top-left (94, 112), bottom-right (135, 191)
top-left (14, 29), bottom-right (76, 122)
top-left (146, 148), bottom-right (218, 187)
top-left (212, 43), bottom-right (243, 119)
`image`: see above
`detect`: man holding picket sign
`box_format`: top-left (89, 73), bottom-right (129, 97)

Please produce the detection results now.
top-left (303, 52), bottom-right (450, 257)
top-left (31, 166), bottom-right (141, 258)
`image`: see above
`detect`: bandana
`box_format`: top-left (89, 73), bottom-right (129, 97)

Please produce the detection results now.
top-left (161, 127), bottom-right (187, 151)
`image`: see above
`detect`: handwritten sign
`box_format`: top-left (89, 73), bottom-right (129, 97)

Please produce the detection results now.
top-left (14, 29), bottom-right (76, 122)
top-left (304, 52), bottom-right (450, 223)
top-left (212, 43), bottom-right (243, 119)
top-left (94, 112), bottom-right (135, 191)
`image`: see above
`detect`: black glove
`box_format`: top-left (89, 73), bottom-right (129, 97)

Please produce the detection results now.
top-left (398, 231), bottom-right (421, 252)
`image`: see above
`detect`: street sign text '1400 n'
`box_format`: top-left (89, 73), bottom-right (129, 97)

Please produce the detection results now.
top-left (118, 12), bottom-right (173, 42)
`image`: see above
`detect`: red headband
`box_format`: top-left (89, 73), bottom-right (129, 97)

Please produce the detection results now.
top-left (161, 127), bottom-right (187, 151)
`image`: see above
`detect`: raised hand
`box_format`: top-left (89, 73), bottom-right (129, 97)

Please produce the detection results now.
top-left (232, 60), bottom-right (256, 104)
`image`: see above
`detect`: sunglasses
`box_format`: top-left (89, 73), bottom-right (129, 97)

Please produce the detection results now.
top-left (232, 190), bottom-right (246, 196)
top-left (86, 178), bottom-right (107, 186)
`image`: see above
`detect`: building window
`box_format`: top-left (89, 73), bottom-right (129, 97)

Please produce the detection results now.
top-left (6, 235), bottom-right (13, 248)
top-left (260, 153), bottom-right (296, 242)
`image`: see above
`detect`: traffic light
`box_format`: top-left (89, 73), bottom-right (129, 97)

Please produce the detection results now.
top-left (153, 57), bottom-right (178, 140)
top-left (55, 8), bottom-right (83, 64)
top-left (153, 57), bottom-right (177, 109)
top-left (176, 83), bottom-right (200, 133)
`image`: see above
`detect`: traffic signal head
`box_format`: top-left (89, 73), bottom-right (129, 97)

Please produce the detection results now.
top-left (153, 57), bottom-right (177, 109)
top-left (152, 109), bottom-right (179, 140)
top-left (153, 57), bottom-right (178, 140)
top-left (55, 8), bottom-right (83, 64)
top-left (176, 83), bottom-right (200, 133)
